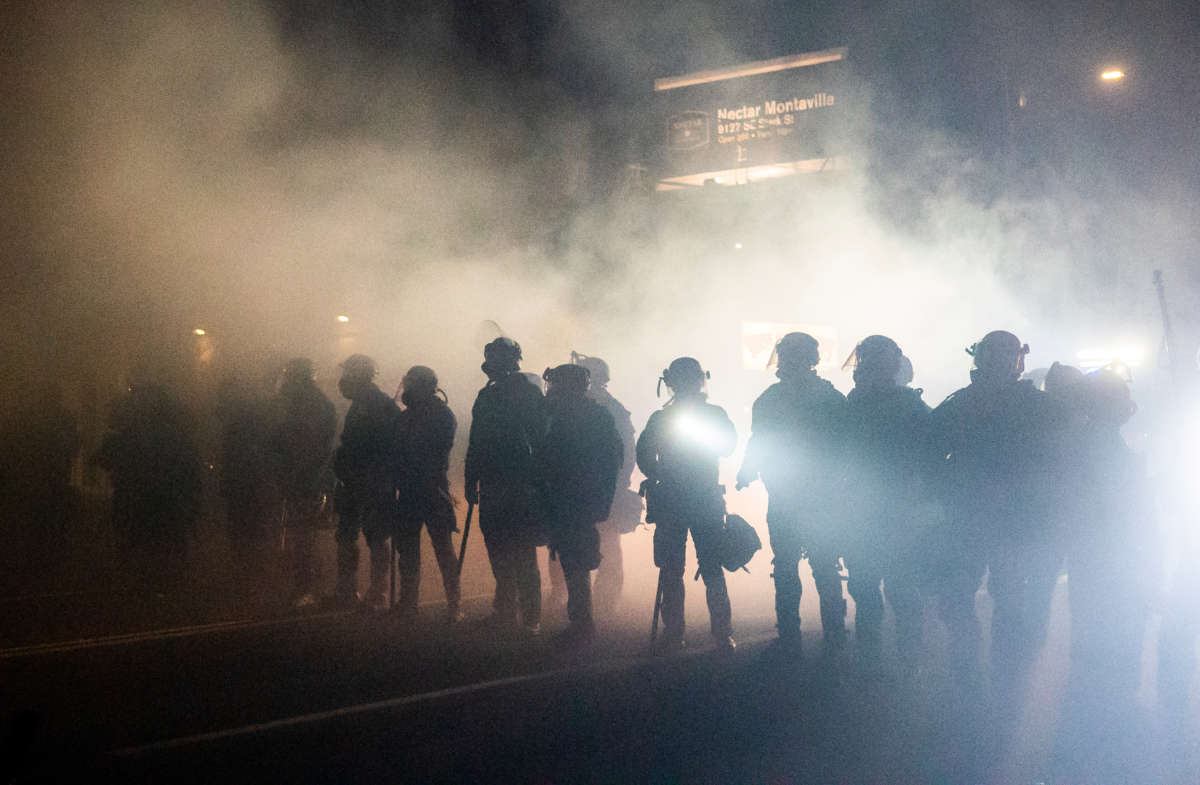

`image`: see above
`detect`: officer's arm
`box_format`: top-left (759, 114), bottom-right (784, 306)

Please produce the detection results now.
top-left (635, 412), bottom-right (661, 480)
top-left (714, 407), bottom-right (737, 459)
top-left (463, 397), bottom-right (483, 502)
top-left (925, 397), bottom-right (958, 492)
top-left (737, 397), bottom-right (765, 488)
top-left (320, 402), bottom-right (338, 459)
top-left (436, 407), bottom-right (457, 461)
top-left (524, 385), bottom-right (549, 455)
top-left (604, 410), bottom-right (623, 483)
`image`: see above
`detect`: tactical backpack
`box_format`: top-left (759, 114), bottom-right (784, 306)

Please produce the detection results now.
top-left (720, 513), bottom-right (762, 572)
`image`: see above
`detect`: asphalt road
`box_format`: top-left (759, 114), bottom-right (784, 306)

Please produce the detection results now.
top-left (4, 583), bottom-right (1196, 784)
top-left (1, 507), bottom-right (1197, 784)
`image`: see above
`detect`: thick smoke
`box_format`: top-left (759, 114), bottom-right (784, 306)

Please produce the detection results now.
top-left (2, 1), bottom-right (1197, 618)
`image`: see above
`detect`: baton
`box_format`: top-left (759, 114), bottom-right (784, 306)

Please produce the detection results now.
top-left (458, 500), bottom-right (475, 574)
top-left (649, 568), bottom-right (664, 648)
top-left (389, 491), bottom-right (400, 609)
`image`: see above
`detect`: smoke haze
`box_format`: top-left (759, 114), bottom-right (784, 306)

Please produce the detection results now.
top-left (2, 0), bottom-right (1197, 447)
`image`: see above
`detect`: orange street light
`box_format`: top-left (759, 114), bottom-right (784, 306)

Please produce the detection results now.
top-left (1100, 69), bottom-right (1125, 81)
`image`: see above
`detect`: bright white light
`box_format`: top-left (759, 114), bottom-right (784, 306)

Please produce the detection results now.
top-left (336, 315), bottom-right (350, 323)
top-left (1118, 344), bottom-right (1144, 367)
top-left (734, 242), bottom-right (743, 250)
top-left (1076, 344), bottom-right (1144, 370)
top-left (1100, 69), bottom-right (1125, 81)
top-left (673, 410), bottom-right (723, 450)
top-left (193, 328), bottom-right (206, 336)
top-left (714, 177), bottom-right (725, 184)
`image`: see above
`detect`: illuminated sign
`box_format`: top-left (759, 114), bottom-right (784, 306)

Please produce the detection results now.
top-left (741, 321), bottom-right (840, 372)
top-left (655, 48), bottom-right (848, 189)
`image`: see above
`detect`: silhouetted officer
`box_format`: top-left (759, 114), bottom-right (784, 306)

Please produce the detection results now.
top-left (273, 358), bottom-right (336, 609)
top-left (840, 336), bottom-right (932, 669)
top-left (0, 383), bottom-right (80, 538)
top-left (737, 333), bottom-right (846, 652)
top-left (465, 338), bottom-right (546, 633)
top-left (395, 365), bottom-right (461, 622)
top-left (638, 357), bottom-right (736, 651)
top-left (537, 364), bottom-right (623, 646)
top-left (215, 374), bottom-right (277, 547)
top-left (575, 354), bottom-right (641, 615)
top-left (95, 376), bottom-right (201, 591)
top-left (929, 330), bottom-right (1057, 691)
top-left (1068, 369), bottom-right (1157, 683)
top-left (333, 354), bottom-right (399, 608)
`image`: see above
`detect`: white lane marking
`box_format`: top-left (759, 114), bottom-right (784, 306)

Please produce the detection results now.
top-left (0, 595), bottom-right (491, 659)
top-left (0, 613), bottom-right (352, 659)
top-left (110, 633), bottom-right (773, 758)
top-left (0, 589), bottom-right (107, 604)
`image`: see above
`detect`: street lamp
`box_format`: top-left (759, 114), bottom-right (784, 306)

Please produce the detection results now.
top-left (336, 314), bottom-right (350, 323)
top-left (1100, 69), bottom-right (1125, 82)
top-left (193, 327), bottom-right (207, 336)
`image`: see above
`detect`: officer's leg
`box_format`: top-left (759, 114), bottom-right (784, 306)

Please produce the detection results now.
top-left (884, 566), bottom-right (924, 671)
top-left (394, 517), bottom-right (422, 614)
top-left (593, 523), bottom-right (623, 616)
top-left (809, 547), bottom-right (847, 647)
top-left (547, 549), bottom-right (567, 607)
top-left (479, 488), bottom-right (518, 622)
top-left (690, 516), bottom-right (732, 642)
top-left (362, 508), bottom-right (391, 604)
top-left (560, 527), bottom-right (599, 632)
top-left (334, 508), bottom-right (361, 599)
top-left (767, 518), bottom-right (803, 641)
top-left (427, 500), bottom-right (461, 615)
top-left (289, 496), bottom-right (320, 599)
top-left (564, 566), bottom-right (593, 629)
top-left (846, 551), bottom-right (884, 660)
top-left (513, 537), bottom-right (542, 629)
top-left (937, 557), bottom-right (985, 688)
top-left (1022, 538), bottom-right (1061, 652)
top-left (653, 518), bottom-right (689, 643)
top-left (988, 545), bottom-right (1032, 692)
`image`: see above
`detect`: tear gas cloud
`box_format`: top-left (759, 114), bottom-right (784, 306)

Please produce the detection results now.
top-left (2, 3), bottom-right (1197, 440)
top-left (3, 0), bottom-right (1198, 631)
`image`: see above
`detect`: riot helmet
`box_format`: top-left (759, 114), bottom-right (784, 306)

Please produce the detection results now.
top-left (1042, 362), bottom-right (1084, 398)
top-left (401, 365), bottom-right (440, 405)
top-left (845, 335), bottom-right (902, 387)
top-left (482, 337), bottom-right (522, 380)
top-left (770, 332), bottom-right (820, 379)
top-left (543, 363), bottom-right (590, 399)
top-left (339, 354), bottom-right (377, 382)
top-left (338, 354), bottom-right (377, 400)
top-left (281, 357), bottom-right (315, 395)
top-left (967, 330), bottom-right (1028, 384)
top-left (1084, 369), bottom-right (1136, 427)
top-left (283, 357), bottom-right (315, 383)
top-left (519, 371), bottom-right (544, 393)
top-left (660, 356), bottom-right (708, 398)
top-left (571, 351), bottom-right (610, 388)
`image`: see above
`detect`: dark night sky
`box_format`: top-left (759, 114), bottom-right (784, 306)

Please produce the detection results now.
top-left (1, 0), bottom-right (1197, 402)
top-left (268, 0), bottom-right (1200, 194)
